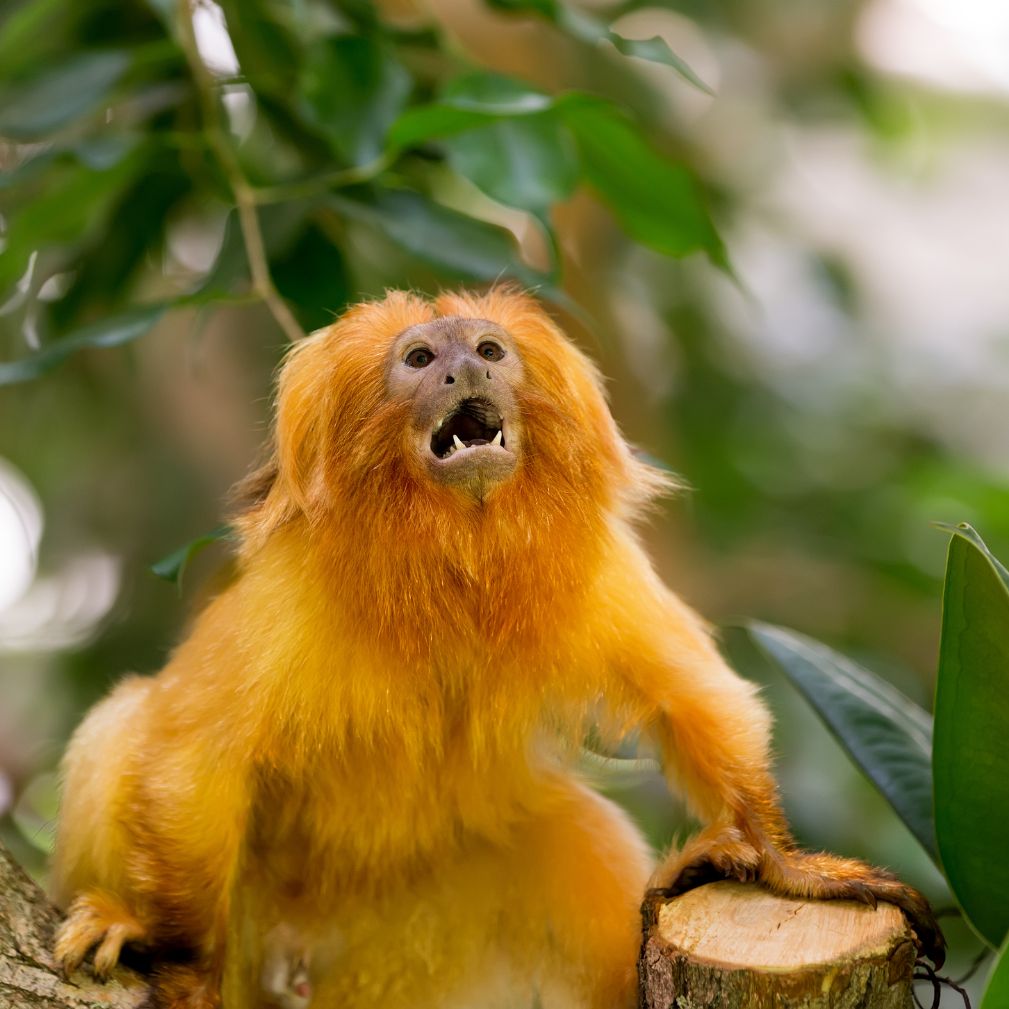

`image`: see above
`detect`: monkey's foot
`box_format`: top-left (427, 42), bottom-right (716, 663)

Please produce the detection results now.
top-left (55, 889), bottom-right (147, 979)
top-left (149, 963), bottom-right (222, 1009)
top-left (648, 829), bottom-right (945, 969)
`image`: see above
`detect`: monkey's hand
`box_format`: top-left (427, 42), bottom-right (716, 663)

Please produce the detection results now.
top-left (647, 823), bottom-right (946, 968)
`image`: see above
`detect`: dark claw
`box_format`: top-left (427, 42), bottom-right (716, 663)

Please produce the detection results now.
top-left (857, 878), bottom-right (946, 970)
top-left (848, 882), bottom-right (877, 910)
top-left (667, 859), bottom-right (724, 898)
top-left (895, 895), bottom-right (946, 970)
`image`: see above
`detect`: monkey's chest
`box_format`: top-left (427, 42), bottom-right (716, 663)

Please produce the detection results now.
top-left (249, 729), bottom-right (545, 890)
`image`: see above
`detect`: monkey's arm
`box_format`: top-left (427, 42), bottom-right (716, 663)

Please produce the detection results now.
top-left (600, 536), bottom-right (944, 965)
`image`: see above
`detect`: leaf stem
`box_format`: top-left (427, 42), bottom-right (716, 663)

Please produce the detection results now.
top-left (250, 154), bottom-right (394, 205)
top-left (175, 0), bottom-right (305, 343)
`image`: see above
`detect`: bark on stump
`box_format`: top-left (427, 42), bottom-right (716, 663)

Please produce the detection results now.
top-left (639, 881), bottom-right (917, 1009)
top-left (0, 843), bottom-right (148, 1009)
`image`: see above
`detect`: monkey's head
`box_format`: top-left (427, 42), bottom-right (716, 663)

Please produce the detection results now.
top-left (389, 313), bottom-right (522, 494)
top-left (237, 287), bottom-right (668, 571)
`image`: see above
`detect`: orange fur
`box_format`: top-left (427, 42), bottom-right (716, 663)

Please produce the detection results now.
top-left (51, 287), bottom-right (941, 1008)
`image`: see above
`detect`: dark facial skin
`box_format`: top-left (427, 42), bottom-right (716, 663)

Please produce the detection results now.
top-left (387, 317), bottom-right (523, 497)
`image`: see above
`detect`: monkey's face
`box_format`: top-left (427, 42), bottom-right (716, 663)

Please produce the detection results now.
top-left (238, 289), bottom-right (666, 553)
top-left (387, 317), bottom-right (523, 494)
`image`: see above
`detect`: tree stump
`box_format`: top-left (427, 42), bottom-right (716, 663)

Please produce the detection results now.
top-left (0, 842), bottom-right (148, 1009)
top-left (639, 881), bottom-right (917, 1009)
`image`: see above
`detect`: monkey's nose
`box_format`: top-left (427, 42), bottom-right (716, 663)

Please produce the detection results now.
top-left (445, 374), bottom-right (455, 385)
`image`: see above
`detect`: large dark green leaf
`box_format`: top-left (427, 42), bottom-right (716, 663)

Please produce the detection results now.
top-left (934, 524), bottom-right (1009, 949)
top-left (298, 35), bottom-right (411, 166)
top-left (0, 134), bottom-right (137, 192)
top-left (331, 188), bottom-right (547, 287)
top-left (216, 0), bottom-right (301, 100)
top-left (0, 302), bottom-right (167, 385)
top-left (981, 937), bottom-right (1009, 1009)
top-left (747, 621), bottom-right (938, 864)
top-left (438, 74), bottom-right (579, 213)
top-left (388, 76), bottom-right (555, 152)
top-left (271, 224), bottom-right (350, 332)
top-left (0, 50), bottom-right (129, 139)
top-left (50, 157), bottom-right (191, 329)
top-left (562, 99), bottom-right (726, 267)
top-left (194, 204), bottom-right (314, 303)
top-left (0, 0), bottom-right (76, 79)
top-left (444, 113), bottom-right (578, 211)
top-left (0, 142), bottom-right (145, 292)
top-left (485, 0), bottom-right (711, 94)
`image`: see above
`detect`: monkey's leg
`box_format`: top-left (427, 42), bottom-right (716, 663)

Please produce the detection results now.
top-left (306, 777), bottom-right (650, 1009)
top-left (496, 776), bottom-right (652, 1009)
top-left (53, 677), bottom-right (252, 1005)
top-left (52, 677), bottom-right (157, 975)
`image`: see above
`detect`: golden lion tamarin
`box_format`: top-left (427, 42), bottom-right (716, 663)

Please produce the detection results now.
top-left (52, 288), bottom-right (942, 1008)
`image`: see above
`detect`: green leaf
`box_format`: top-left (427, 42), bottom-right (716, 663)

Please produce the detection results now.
top-left (441, 71), bottom-right (554, 113)
top-left (0, 134), bottom-right (137, 192)
top-left (331, 188), bottom-right (547, 287)
top-left (193, 203), bottom-right (315, 303)
top-left (934, 523), bottom-right (1009, 949)
top-left (388, 73), bottom-right (556, 154)
top-left (0, 0), bottom-right (77, 80)
top-left (271, 224), bottom-right (350, 332)
top-left (0, 142), bottom-right (145, 292)
top-left (152, 525), bottom-right (232, 591)
top-left (216, 0), bottom-right (301, 100)
top-left (607, 33), bottom-right (714, 96)
top-left (298, 35), bottom-right (412, 166)
top-left (434, 74), bottom-right (578, 213)
top-left (981, 936), bottom-right (1009, 1009)
top-left (747, 621), bottom-right (938, 865)
top-left (486, 0), bottom-right (712, 94)
top-left (389, 103), bottom-right (508, 150)
top-left (11, 772), bottom-right (59, 855)
top-left (562, 99), bottom-right (726, 267)
top-left (0, 303), bottom-right (167, 385)
top-left (0, 50), bottom-right (130, 139)
top-left (444, 117), bottom-right (578, 214)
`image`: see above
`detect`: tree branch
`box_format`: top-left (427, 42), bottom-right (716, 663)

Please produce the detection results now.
top-left (0, 842), bottom-right (147, 1008)
top-left (175, 0), bottom-right (306, 344)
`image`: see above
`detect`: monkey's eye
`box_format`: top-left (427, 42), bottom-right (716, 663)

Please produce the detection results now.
top-left (477, 341), bottom-right (505, 362)
top-left (405, 347), bottom-right (434, 368)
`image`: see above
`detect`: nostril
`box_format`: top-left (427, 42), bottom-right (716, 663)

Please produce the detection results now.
top-left (445, 375), bottom-right (455, 385)
top-left (485, 370), bottom-right (492, 380)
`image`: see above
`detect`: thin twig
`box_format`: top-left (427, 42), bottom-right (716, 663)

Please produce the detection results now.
top-left (913, 957), bottom-right (972, 1009)
top-left (175, 0), bottom-right (305, 343)
top-left (250, 155), bottom-right (394, 205)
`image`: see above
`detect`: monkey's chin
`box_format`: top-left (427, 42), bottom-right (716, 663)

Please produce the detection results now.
top-left (424, 442), bottom-right (518, 495)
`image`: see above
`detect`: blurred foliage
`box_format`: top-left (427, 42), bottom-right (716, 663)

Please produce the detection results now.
top-left (3, 0), bottom-right (1009, 1002)
top-left (751, 526), bottom-right (1009, 1001)
top-left (0, 0), bottom-right (723, 381)
top-left (748, 620), bottom-right (937, 864)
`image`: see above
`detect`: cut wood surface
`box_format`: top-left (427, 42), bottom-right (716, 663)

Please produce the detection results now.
top-left (0, 842), bottom-right (148, 1009)
top-left (639, 881), bottom-right (916, 1009)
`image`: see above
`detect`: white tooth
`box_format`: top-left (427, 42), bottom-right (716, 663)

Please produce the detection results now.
top-left (453, 434), bottom-right (466, 452)
top-left (492, 430), bottom-right (502, 446)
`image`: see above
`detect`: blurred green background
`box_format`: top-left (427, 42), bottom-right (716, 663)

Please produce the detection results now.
top-left (2, 0), bottom-right (1008, 999)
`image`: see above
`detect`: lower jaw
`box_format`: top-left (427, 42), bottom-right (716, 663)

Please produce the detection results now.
top-left (426, 458), bottom-right (516, 493)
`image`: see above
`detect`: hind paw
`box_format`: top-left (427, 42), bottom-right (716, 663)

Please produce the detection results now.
top-left (55, 890), bottom-right (146, 979)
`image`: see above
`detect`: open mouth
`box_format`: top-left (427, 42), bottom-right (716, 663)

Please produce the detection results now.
top-left (430, 398), bottom-right (506, 460)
